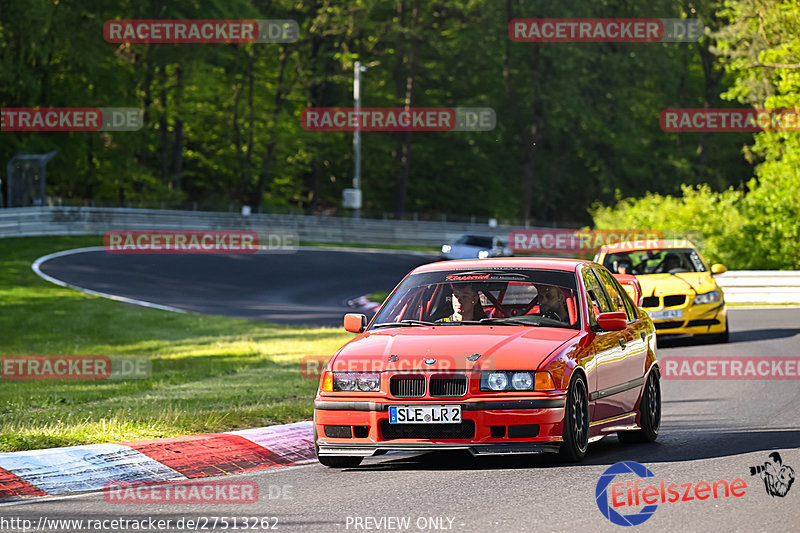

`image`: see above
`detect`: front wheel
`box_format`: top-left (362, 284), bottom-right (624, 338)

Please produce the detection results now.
top-left (618, 370), bottom-right (661, 443)
top-left (314, 426), bottom-right (363, 468)
top-left (559, 374), bottom-right (589, 462)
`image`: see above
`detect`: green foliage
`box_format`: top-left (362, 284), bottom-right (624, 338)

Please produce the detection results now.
top-left (591, 0), bottom-right (800, 269)
top-left (1, 0), bottom-right (753, 221)
top-left (722, 0), bottom-right (800, 269)
top-left (591, 184), bottom-right (747, 268)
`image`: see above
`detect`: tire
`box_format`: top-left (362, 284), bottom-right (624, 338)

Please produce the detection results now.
top-left (314, 426), bottom-right (363, 468)
top-left (618, 370), bottom-right (661, 444)
top-left (559, 374), bottom-right (589, 462)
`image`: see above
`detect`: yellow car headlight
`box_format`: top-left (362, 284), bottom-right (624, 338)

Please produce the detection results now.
top-left (693, 290), bottom-right (721, 305)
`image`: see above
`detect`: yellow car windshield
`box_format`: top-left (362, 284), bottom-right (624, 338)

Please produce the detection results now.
top-left (604, 249), bottom-right (707, 275)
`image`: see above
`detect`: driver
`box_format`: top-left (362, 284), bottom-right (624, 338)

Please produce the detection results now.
top-left (537, 284), bottom-right (568, 322)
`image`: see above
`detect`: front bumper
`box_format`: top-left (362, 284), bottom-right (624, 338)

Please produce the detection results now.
top-left (317, 441), bottom-right (562, 457)
top-left (647, 302), bottom-right (727, 335)
top-left (314, 397), bottom-right (566, 456)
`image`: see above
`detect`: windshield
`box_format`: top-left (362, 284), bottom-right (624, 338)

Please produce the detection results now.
top-left (603, 248), bottom-right (707, 275)
top-left (454, 235), bottom-right (494, 248)
top-left (371, 269), bottom-right (580, 329)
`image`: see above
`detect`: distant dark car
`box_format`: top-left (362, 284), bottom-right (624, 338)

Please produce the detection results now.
top-left (440, 235), bottom-right (512, 260)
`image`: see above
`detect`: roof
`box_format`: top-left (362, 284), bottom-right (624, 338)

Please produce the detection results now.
top-left (411, 257), bottom-right (589, 274)
top-left (598, 239), bottom-right (698, 253)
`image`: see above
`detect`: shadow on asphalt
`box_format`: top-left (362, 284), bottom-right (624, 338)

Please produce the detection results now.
top-left (348, 428), bottom-right (800, 472)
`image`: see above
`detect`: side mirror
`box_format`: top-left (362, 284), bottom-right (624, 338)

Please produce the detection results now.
top-left (597, 311), bottom-right (628, 331)
top-left (343, 313), bottom-right (367, 333)
top-left (711, 264), bottom-right (727, 275)
top-left (612, 274), bottom-right (642, 306)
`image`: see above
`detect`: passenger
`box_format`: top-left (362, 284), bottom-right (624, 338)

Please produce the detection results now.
top-left (661, 253), bottom-right (682, 273)
top-left (612, 253), bottom-right (633, 275)
top-left (617, 259), bottom-right (632, 275)
top-left (439, 283), bottom-right (487, 322)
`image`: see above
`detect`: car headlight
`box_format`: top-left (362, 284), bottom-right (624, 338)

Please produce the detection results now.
top-left (693, 290), bottom-right (721, 305)
top-left (332, 372), bottom-right (380, 392)
top-left (441, 245), bottom-right (451, 253)
top-left (486, 372), bottom-right (509, 390)
top-left (481, 371), bottom-right (539, 391)
top-left (478, 250), bottom-right (489, 259)
top-left (512, 372), bottom-right (533, 390)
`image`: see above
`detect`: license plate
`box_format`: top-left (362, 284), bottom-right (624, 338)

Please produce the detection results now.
top-left (648, 309), bottom-right (683, 320)
top-left (389, 405), bottom-right (462, 424)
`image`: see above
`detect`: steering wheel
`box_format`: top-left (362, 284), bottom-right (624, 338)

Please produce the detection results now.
top-left (541, 311), bottom-right (562, 322)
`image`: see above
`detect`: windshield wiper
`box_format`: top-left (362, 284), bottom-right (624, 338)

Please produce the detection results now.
top-left (478, 316), bottom-right (564, 327)
top-left (371, 320), bottom-right (438, 328)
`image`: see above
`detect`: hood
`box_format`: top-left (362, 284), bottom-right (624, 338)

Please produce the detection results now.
top-left (636, 271), bottom-right (719, 297)
top-left (330, 326), bottom-right (580, 373)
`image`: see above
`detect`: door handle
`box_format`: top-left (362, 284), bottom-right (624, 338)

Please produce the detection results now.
top-left (619, 338), bottom-right (627, 349)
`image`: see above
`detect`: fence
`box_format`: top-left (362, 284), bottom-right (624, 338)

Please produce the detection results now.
top-left (0, 206), bottom-right (517, 247)
top-left (715, 271), bottom-right (800, 304)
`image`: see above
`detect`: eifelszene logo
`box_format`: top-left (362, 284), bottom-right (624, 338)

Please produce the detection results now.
top-left (750, 452), bottom-right (795, 497)
top-left (595, 461), bottom-right (748, 526)
top-left (596, 462), bottom-right (658, 526)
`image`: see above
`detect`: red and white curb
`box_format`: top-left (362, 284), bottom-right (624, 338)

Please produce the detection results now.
top-left (347, 295), bottom-right (381, 313)
top-left (0, 421), bottom-right (315, 501)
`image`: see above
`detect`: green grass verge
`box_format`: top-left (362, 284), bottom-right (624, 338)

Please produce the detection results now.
top-left (367, 291), bottom-right (392, 304)
top-left (0, 236), bottom-right (353, 452)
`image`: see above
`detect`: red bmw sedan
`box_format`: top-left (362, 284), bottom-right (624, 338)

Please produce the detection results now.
top-left (314, 258), bottom-right (661, 467)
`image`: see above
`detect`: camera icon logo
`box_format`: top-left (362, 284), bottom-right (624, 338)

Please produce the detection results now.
top-left (749, 452), bottom-right (795, 498)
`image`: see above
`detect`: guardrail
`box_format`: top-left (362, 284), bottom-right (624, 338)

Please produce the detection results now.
top-left (2, 207), bottom-right (799, 304)
top-left (0, 206), bottom-right (516, 247)
top-left (715, 271), bottom-right (800, 304)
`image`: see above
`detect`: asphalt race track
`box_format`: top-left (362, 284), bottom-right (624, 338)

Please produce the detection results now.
top-left (4, 309), bottom-right (799, 532)
top-left (36, 247), bottom-right (436, 326)
top-left (23, 250), bottom-right (800, 531)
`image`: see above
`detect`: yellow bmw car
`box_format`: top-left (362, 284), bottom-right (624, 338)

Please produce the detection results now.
top-left (594, 240), bottom-right (729, 342)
